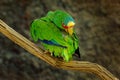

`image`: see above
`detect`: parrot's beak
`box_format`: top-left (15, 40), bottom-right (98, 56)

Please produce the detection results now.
top-left (66, 21), bottom-right (75, 35)
top-left (67, 27), bottom-right (73, 35)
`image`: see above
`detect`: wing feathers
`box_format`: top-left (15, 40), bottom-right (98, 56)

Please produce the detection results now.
top-left (30, 19), bottom-right (68, 47)
top-left (38, 39), bottom-right (67, 48)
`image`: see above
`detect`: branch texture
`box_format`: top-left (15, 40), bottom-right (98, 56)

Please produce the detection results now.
top-left (0, 19), bottom-right (119, 80)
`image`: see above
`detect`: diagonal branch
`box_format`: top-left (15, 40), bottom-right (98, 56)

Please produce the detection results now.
top-left (0, 19), bottom-right (119, 80)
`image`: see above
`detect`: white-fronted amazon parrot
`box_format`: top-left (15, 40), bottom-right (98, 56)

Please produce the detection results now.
top-left (30, 10), bottom-right (80, 62)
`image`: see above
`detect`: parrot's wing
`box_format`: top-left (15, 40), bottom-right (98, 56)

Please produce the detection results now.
top-left (30, 19), bottom-right (67, 47)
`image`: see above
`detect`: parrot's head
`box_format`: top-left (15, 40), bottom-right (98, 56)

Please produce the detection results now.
top-left (62, 16), bottom-right (75, 35)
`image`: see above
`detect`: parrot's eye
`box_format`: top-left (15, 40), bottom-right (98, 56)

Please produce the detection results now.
top-left (62, 21), bottom-right (75, 29)
top-left (62, 23), bottom-right (69, 29)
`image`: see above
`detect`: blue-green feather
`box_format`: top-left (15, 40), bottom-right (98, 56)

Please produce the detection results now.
top-left (64, 16), bottom-right (75, 25)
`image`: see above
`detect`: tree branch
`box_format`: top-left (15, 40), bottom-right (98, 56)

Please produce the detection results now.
top-left (0, 19), bottom-right (119, 80)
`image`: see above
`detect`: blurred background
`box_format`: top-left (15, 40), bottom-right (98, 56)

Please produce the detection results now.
top-left (0, 0), bottom-right (120, 80)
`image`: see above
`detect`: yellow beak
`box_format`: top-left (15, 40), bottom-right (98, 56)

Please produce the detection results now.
top-left (65, 27), bottom-right (73, 35)
top-left (66, 21), bottom-right (75, 35)
top-left (68, 27), bottom-right (73, 35)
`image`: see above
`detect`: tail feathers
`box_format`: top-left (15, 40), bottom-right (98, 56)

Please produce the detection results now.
top-left (74, 47), bottom-right (81, 58)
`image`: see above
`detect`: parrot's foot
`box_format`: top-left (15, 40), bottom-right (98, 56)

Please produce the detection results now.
top-left (43, 50), bottom-right (49, 54)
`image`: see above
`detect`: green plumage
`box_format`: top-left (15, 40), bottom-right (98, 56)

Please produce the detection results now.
top-left (30, 10), bottom-right (79, 62)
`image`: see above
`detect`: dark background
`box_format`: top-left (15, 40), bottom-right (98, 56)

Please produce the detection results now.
top-left (0, 0), bottom-right (120, 80)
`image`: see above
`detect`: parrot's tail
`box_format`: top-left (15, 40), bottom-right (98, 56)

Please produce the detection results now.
top-left (74, 47), bottom-right (81, 58)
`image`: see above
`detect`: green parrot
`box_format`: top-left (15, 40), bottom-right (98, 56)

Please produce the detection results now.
top-left (30, 10), bottom-right (80, 62)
